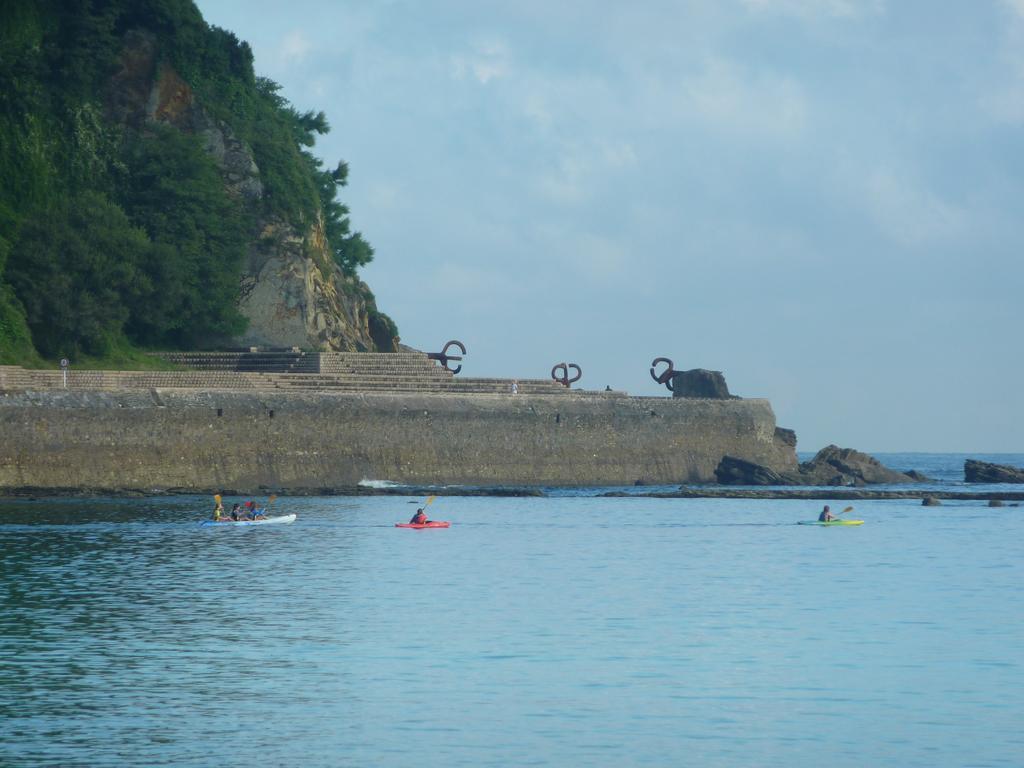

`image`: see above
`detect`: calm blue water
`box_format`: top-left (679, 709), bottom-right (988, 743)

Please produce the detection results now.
top-left (2, 454), bottom-right (1023, 767)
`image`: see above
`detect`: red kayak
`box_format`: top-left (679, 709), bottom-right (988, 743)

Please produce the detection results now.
top-left (395, 521), bottom-right (450, 529)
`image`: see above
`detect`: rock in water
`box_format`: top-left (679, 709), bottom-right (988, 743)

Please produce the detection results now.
top-left (715, 444), bottom-right (922, 486)
top-left (905, 470), bottom-right (933, 482)
top-left (964, 459), bottom-right (1024, 484)
top-left (798, 445), bottom-right (919, 486)
top-left (714, 456), bottom-right (790, 485)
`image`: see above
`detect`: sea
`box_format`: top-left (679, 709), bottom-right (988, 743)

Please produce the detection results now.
top-left (1, 453), bottom-right (1022, 767)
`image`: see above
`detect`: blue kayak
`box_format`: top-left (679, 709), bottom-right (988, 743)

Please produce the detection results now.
top-left (201, 513), bottom-right (296, 527)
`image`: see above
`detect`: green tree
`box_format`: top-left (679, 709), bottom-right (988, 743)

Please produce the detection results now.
top-left (5, 192), bottom-right (150, 358)
top-left (317, 159), bottom-right (375, 275)
top-left (119, 126), bottom-right (247, 347)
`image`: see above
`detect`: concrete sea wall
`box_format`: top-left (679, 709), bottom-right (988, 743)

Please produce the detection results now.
top-left (0, 389), bottom-right (797, 492)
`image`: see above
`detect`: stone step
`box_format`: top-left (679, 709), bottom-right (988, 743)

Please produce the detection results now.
top-left (152, 350), bottom-right (439, 376)
top-left (0, 365), bottom-right (615, 397)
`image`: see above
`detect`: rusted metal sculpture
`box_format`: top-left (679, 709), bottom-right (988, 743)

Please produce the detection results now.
top-left (551, 362), bottom-right (582, 388)
top-left (650, 357), bottom-right (675, 392)
top-left (427, 340), bottom-right (466, 374)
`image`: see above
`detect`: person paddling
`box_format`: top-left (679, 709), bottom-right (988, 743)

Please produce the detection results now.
top-left (818, 505), bottom-right (835, 522)
top-left (213, 495), bottom-right (225, 521)
top-left (409, 508), bottom-right (429, 525)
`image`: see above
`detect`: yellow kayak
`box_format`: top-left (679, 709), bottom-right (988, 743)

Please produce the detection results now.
top-left (797, 519), bottom-right (864, 526)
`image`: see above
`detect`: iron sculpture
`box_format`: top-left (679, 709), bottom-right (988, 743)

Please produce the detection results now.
top-left (650, 357), bottom-right (675, 392)
top-left (551, 362), bottom-right (582, 388)
top-left (427, 340), bottom-right (466, 374)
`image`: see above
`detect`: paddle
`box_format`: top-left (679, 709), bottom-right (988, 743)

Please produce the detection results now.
top-left (260, 494), bottom-right (278, 519)
top-left (412, 495), bottom-right (436, 523)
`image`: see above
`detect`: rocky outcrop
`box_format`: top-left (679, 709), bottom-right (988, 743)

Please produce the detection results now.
top-left (796, 445), bottom-right (920, 486)
top-left (106, 31), bottom-right (390, 353)
top-left (236, 215), bottom-right (388, 351)
top-left (715, 444), bottom-right (923, 486)
top-left (715, 456), bottom-right (790, 485)
top-left (670, 369), bottom-right (735, 399)
top-left (964, 459), bottom-right (1024, 484)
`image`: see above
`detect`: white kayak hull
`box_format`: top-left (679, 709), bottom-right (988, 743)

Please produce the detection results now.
top-left (201, 513), bottom-right (296, 527)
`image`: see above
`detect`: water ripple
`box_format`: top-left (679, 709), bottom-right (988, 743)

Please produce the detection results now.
top-left (1, 494), bottom-right (1022, 767)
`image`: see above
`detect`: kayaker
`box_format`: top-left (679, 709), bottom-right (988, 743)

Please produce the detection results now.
top-left (230, 503), bottom-right (242, 521)
top-left (213, 497), bottom-right (225, 521)
top-left (818, 505), bottom-right (835, 522)
top-left (244, 500), bottom-right (258, 520)
top-left (409, 508), bottom-right (428, 525)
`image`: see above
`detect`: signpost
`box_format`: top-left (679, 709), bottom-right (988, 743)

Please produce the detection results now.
top-left (60, 358), bottom-right (69, 389)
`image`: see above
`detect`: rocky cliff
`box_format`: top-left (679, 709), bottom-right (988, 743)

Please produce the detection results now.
top-left (108, 31), bottom-right (392, 353)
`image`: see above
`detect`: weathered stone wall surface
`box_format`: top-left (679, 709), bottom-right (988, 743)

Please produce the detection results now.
top-left (0, 390), bottom-right (797, 492)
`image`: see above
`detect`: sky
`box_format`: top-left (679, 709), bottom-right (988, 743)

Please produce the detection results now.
top-left (195, 0), bottom-right (1023, 452)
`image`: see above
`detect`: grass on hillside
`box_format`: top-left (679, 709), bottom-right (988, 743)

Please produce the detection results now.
top-left (3, 339), bottom-right (185, 371)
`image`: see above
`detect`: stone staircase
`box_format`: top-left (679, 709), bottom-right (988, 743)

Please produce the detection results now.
top-left (155, 350), bottom-right (319, 374)
top-left (0, 354), bottom-right (614, 397)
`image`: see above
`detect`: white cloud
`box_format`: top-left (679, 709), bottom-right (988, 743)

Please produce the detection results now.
top-left (568, 234), bottom-right (630, 284)
top-left (537, 152), bottom-right (590, 204)
top-left (367, 182), bottom-right (400, 210)
top-left (1002, 0), bottom-right (1024, 19)
top-left (450, 40), bottom-right (511, 84)
top-left (522, 91), bottom-right (553, 130)
top-left (277, 30), bottom-right (312, 66)
top-left (985, 69), bottom-right (1024, 123)
top-left (740, 0), bottom-right (884, 19)
top-left (426, 261), bottom-right (524, 314)
top-left (864, 168), bottom-right (966, 247)
top-left (600, 141), bottom-right (637, 169)
top-left (535, 140), bottom-right (637, 205)
top-left (680, 58), bottom-right (807, 139)
top-left (430, 262), bottom-right (493, 294)
top-left (985, 1), bottom-right (1024, 123)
